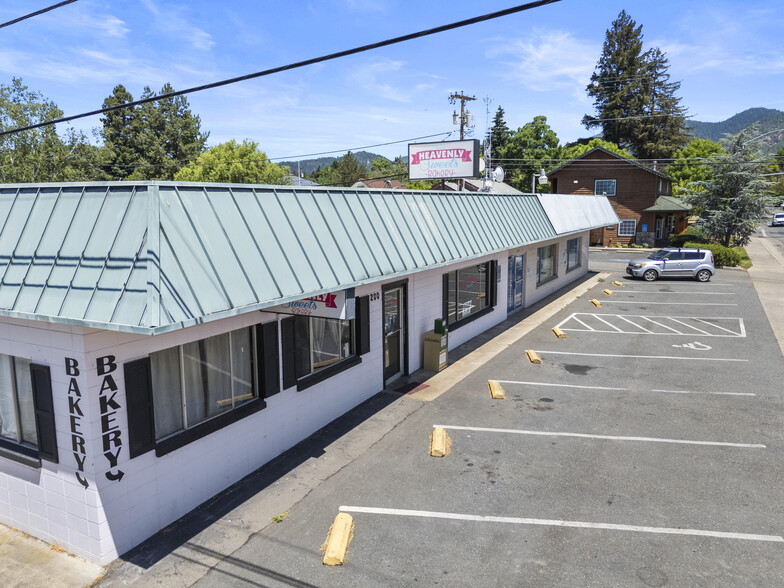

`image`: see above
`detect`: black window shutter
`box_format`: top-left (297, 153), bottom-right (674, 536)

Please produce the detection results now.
top-left (29, 363), bottom-right (58, 463)
top-left (442, 273), bottom-right (450, 324)
top-left (124, 357), bottom-right (156, 458)
top-left (490, 260), bottom-right (498, 307)
top-left (281, 316), bottom-right (297, 390)
top-left (355, 295), bottom-right (371, 356)
top-left (258, 321), bottom-right (280, 398)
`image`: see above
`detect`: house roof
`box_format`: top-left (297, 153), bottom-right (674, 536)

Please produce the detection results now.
top-left (0, 181), bottom-right (617, 335)
top-left (643, 195), bottom-right (692, 213)
top-left (351, 179), bottom-right (405, 189)
top-left (548, 146), bottom-right (672, 181)
top-left (443, 179), bottom-right (524, 194)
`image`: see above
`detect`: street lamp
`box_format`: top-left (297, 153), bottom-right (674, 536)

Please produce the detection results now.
top-left (531, 168), bottom-right (548, 193)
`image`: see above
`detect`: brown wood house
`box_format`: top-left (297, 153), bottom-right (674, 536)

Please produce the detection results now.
top-left (548, 147), bottom-right (691, 247)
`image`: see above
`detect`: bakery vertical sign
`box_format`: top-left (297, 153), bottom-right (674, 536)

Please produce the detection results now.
top-left (408, 139), bottom-right (480, 180)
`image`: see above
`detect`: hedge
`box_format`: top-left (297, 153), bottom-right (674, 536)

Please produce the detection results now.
top-left (682, 242), bottom-right (741, 267)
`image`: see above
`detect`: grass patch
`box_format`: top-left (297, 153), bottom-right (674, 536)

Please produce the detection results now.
top-left (737, 247), bottom-right (752, 269)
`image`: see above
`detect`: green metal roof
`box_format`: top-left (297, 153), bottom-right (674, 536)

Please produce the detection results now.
top-left (643, 195), bottom-right (692, 213)
top-left (0, 181), bottom-right (614, 335)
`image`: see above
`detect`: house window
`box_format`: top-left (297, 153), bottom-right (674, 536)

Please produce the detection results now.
top-left (444, 262), bottom-right (495, 327)
top-left (537, 244), bottom-right (557, 284)
top-left (150, 327), bottom-right (258, 440)
top-left (0, 354), bottom-right (37, 447)
top-left (594, 179), bottom-right (616, 196)
top-left (618, 219), bottom-right (637, 237)
top-left (293, 316), bottom-right (355, 378)
top-left (566, 237), bottom-right (581, 272)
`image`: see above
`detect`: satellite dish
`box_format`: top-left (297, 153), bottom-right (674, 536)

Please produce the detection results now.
top-left (493, 166), bottom-right (505, 183)
top-left (479, 158), bottom-right (486, 173)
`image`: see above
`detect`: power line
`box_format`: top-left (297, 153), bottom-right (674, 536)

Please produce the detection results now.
top-left (0, 0), bottom-right (561, 138)
top-left (0, 0), bottom-right (78, 30)
top-left (269, 132), bottom-right (454, 162)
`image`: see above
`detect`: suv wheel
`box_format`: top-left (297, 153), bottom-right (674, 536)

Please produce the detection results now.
top-left (643, 269), bottom-right (658, 282)
top-left (695, 269), bottom-right (711, 282)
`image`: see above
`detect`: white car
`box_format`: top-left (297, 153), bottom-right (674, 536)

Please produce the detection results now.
top-left (772, 213), bottom-right (784, 227)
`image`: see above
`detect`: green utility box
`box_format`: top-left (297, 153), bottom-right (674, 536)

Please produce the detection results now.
top-left (423, 329), bottom-right (448, 372)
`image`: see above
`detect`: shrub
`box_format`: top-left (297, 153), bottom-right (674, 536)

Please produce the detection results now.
top-left (683, 242), bottom-right (741, 267)
top-left (669, 226), bottom-right (708, 247)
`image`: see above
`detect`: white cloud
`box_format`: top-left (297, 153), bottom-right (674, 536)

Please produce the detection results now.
top-left (139, 0), bottom-right (215, 51)
top-left (347, 58), bottom-right (436, 103)
top-left (485, 29), bottom-right (598, 101)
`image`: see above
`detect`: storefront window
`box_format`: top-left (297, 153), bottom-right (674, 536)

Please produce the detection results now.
top-left (303, 317), bottom-right (355, 375)
top-left (0, 354), bottom-right (37, 447)
top-left (566, 237), bottom-right (581, 272)
top-left (444, 262), bottom-right (493, 326)
top-left (150, 327), bottom-right (257, 440)
top-left (537, 244), bottom-right (557, 284)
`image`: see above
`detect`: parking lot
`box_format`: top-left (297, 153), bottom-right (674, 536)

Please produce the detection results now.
top-left (129, 264), bottom-right (775, 588)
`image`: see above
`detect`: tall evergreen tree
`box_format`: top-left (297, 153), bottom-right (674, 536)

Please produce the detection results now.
top-left (486, 106), bottom-right (511, 154)
top-left (633, 48), bottom-right (690, 160)
top-left (583, 11), bottom-right (689, 160)
top-left (582, 10), bottom-right (645, 151)
top-left (496, 115), bottom-right (561, 192)
top-left (100, 84), bottom-right (141, 180)
top-left (99, 83), bottom-right (208, 180)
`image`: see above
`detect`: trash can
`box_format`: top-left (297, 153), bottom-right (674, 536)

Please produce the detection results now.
top-left (423, 327), bottom-right (448, 372)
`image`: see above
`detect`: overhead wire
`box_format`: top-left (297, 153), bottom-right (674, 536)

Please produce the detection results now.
top-left (0, 0), bottom-right (78, 30)
top-left (0, 0), bottom-right (562, 138)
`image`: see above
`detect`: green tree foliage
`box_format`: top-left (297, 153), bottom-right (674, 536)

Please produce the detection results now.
top-left (100, 83), bottom-right (208, 180)
top-left (0, 78), bottom-right (100, 182)
top-left (486, 106), bottom-right (511, 154)
top-left (316, 151), bottom-right (367, 186)
top-left (562, 138), bottom-right (633, 161)
top-left (583, 10), bottom-right (689, 160)
top-left (174, 140), bottom-right (290, 184)
top-left (667, 138), bottom-right (726, 195)
top-left (495, 115), bottom-right (562, 192)
top-left (369, 155), bottom-right (407, 181)
top-left (686, 132), bottom-right (774, 247)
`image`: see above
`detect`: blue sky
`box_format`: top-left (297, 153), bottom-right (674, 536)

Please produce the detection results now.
top-left (1, 0), bottom-right (782, 162)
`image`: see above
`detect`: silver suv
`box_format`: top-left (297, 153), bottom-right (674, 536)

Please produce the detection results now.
top-left (626, 248), bottom-right (715, 282)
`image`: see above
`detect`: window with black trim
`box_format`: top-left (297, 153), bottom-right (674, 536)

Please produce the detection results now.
top-left (0, 354), bottom-right (36, 447)
top-left (0, 355), bottom-right (57, 464)
top-left (443, 261), bottom-right (496, 327)
top-left (566, 237), bottom-right (581, 272)
top-left (537, 244), bottom-right (557, 284)
top-left (594, 179), bottom-right (617, 196)
top-left (150, 326), bottom-right (258, 441)
top-left (618, 219), bottom-right (637, 237)
top-left (282, 296), bottom-right (370, 391)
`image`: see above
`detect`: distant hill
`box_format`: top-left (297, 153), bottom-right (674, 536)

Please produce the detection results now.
top-left (688, 108), bottom-right (784, 155)
top-left (278, 150), bottom-right (386, 177)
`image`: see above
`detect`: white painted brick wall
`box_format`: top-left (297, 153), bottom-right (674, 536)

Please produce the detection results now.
top-left (0, 239), bottom-right (590, 564)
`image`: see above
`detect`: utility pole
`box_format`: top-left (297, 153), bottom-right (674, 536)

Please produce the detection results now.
top-left (449, 91), bottom-right (476, 140)
top-left (449, 92), bottom-right (475, 190)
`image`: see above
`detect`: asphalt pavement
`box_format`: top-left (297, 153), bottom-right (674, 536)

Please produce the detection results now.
top-left (3, 234), bottom-right (784, 587)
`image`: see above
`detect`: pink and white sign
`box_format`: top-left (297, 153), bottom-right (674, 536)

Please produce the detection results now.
top-left (408, 139), bottom-right (480, 180)
top-left (267, 289), bottom-right (355, 320)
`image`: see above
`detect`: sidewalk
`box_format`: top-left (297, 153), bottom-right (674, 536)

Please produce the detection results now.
top-left (746, 234), bottom-right (784, 357)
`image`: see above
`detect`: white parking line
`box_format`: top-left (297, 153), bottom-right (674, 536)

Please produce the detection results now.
top-left (494, 380), bottom-right (755, 397)
top-left (601, 301), bottom-right (738, 306)
top-left (434, 425), bottom-right (766, 449)
top-left (611, 291), bottom-right (735, 296)
top-left (555, 314), bottom-right (745, 337)
top-left (339, 506), bottom-right (784, 543)
top-left (535, 350), bottom-right (748, 362)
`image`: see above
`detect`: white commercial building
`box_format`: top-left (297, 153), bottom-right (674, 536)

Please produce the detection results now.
top-left (0, 181), bottom-right (617, 564)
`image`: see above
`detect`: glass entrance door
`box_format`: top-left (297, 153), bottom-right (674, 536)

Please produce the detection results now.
top-left (383, 285), bottom-right (406, 383)
top-left (507, 254), bottom-right (524, 313)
